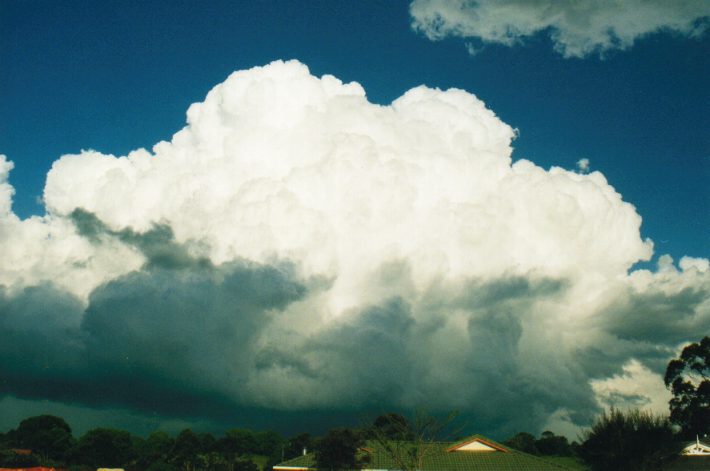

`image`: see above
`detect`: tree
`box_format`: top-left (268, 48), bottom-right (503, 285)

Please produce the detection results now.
top-left (314, 428), bottom-right (365, 471)
top-left (8, 414), bottom-right (75, 464)
top-left (283, 433), bottom-right (314, 461)
top-left (72, 428), bottom-right (135, 469)
top-left (579, 408), bottom-right (675, 471)
top-left (504, 432), bottom-right (539, 455)
top-left (664, 335), bottom-right (709, 438)
top-left (535, 430), bottom-right (572, 456)
top-left (370, 413), bottom-right (413, 440)
top-left (136, 431), bottom-right (175, 469)
top-left (169, 429), bottom-right (202, 471)
top-left (367, 410), bottom-right (458, 471)
top-left (218, 429), bottom-right (257, 458)
top-left (253, 430), bottom-right (283, 457)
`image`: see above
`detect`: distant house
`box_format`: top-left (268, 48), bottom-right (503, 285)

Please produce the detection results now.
top-left (662, 437), bottom-right (710, 471)
top-left (274, 434), bottom-right (573, 470)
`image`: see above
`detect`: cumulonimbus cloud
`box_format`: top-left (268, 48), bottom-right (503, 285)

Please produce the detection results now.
top-left (0, 60), bottom-right (707, 436)
top-left (409, 0), bottom-right (710, 58)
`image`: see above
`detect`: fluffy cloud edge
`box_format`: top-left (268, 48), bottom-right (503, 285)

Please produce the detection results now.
top-left (409, 0), bottom-right (710, 58)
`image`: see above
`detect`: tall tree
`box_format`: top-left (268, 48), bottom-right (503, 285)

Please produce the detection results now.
top-left (664, 336), bottom-right (710, 438)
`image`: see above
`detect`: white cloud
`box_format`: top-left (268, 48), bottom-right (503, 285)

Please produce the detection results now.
top-left (0, 156), bottom-right (15, 217)
top-left (590, 359), bottom-right (672, 414)
top-left (0, 60), bottom-right (707, 435)
top-left (576, 158), bottom-right (590, 173)
top-left (410, 0), bottom-right (710, 58)
top-left (38, 60), bottom-right (651, 305)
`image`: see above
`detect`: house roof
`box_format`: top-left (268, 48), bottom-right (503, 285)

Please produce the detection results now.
top-left (680, 437), bottom-right (710, 456)
top-left (274, 435), bottom-right (574, 471)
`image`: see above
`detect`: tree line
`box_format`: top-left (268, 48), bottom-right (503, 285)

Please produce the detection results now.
top-left (0, 419), bottom-right (300, 471)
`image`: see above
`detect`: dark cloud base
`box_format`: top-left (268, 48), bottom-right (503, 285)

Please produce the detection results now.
top-left (1, 212), bottom-right (707, 438)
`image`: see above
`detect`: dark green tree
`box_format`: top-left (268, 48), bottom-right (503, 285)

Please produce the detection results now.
top-left (535, 430), bottom-right (571, 456)
top-left (169, 429), bottom-right (202, 471)
top-left (136, 431), bottom-right (175, 469)
top-left (218, 429), bottom-right (257, 458)
top-left (664, 336), bottom-right (710, 438)
top-left (579, 408), bottom-right (675, 471)
top-left (198, 432), bottom-right (217, 453)
top-left (314, 428), bottom-right (365, 471)
top-left (72, 428), bottom-right (135, 468)
top-left (284, 433), bottom-right (314, 460)
top-left (370, 413), bottom-right (413, 440)
top-left (146, 460), bottom-right (179, 471)
top-left (253, 430), bottom-right (283, 457)
top-left (504, 432), bottom-right (539, 455)
top-left (8, 414), bottom-right (75, 464)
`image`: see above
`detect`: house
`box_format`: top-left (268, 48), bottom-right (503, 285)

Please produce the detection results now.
top-left (662, 437), bottom-right (710, 471)
top-left (274, 434), bottom-right (574, 470)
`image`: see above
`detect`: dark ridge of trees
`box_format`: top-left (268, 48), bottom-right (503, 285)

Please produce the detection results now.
top-left (0, 418), bottom-right (288, 471)
top-left (504, 430), bottom-right (573, 456)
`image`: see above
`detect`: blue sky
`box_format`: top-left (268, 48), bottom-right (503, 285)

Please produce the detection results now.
top-left (0, 0), bottom-right (709, 438)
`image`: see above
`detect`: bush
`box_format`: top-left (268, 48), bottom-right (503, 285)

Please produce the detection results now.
top-left (579, 408), bottom-right (675, 471)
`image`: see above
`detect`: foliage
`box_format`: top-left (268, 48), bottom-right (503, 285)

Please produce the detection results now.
top-left (504, 430), bottom-right (573, 456)
top-left (284, 433), bottom-right (314, 460)
top-left (72, 427), bottom-right (135, 469)
top-left (217, 429), bottom-right (258, 459)
top-left (7, 414), bottom-right (75, 463)
top-left (579, 408), bottom-right (675, 471)
top-left (504, 432), bottom-right (539, 455)
top-left (233, 458), bottom-right (259, 471)
top-left (170, 429), bottom-right (202, 471)
top-left (535, 430), bottom-right (572, 456)
top-left (146, 459), bottom-right (179, 471)
top-left (366, 410), bottom-right (458, 471)
top-left (664, 335), bottom-right (710, 438)
top-left (253, 430), bottom-right (283, 457)
top-left (314, 428), bottom-right (365, 471)
top-left (369, 413), bottom-right (413, 440)
top-left (0, 413), bottom-right (289, 471)
top-left (136, 431), bottom-right (176, 469)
